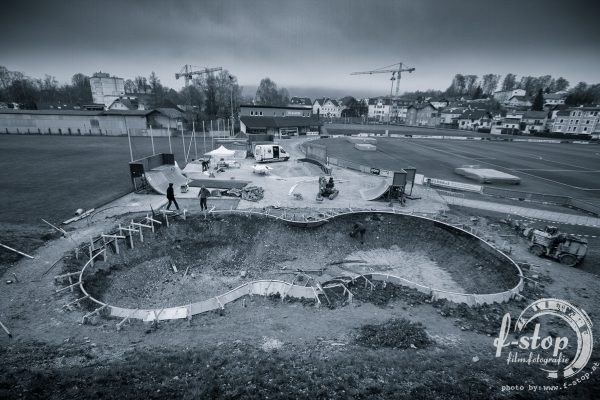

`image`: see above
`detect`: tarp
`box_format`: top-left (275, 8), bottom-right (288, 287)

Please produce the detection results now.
top-left (204, 145), bottom-right (236, 158)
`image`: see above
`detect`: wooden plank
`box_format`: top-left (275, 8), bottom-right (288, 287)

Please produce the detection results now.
top-left (0, 319), bottom-right (12, 338)
top-left (0, 243), bottom-right (34, 259)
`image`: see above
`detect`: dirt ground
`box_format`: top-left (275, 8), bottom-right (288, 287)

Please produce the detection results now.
top-left (1, 138), bottom-right (600, 399)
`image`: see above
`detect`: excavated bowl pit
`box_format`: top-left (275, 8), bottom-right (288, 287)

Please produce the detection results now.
top-left (81, 212), bottom-right (522, 310)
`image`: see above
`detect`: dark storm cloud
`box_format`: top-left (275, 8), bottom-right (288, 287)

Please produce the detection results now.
top-left (1, 0), bottom-right (599, 95)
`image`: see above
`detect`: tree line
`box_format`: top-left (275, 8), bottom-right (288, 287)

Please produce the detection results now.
top-left (401, 72), bottom-right (600, 107)
top-left (0, 66), bottom-right (246, 120)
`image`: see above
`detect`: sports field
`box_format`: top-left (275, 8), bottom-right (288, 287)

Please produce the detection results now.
top-left (0, 134), bottom-right (210, 226)
top-left (314, 137), bottom-right (600, 206)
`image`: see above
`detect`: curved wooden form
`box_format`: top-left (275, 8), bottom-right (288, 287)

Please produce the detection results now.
top-left (74, 210), bottom-right (524, 325)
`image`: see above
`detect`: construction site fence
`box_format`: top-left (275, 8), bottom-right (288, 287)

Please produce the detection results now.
top-left (482, 187), bottom-right (600, 216)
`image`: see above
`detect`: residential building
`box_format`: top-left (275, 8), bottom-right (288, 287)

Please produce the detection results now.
top-left (108, 96), bottom-right (147, 111)
top-left (290, 97), bottom-right (312, 106)
top-left (521, 110), bottom-right (548, 133)
top-left (551, 106), bottom-right (600, 135)
top-left (89, 72), bottom-right (125, 108)
top-left (505, 96), bottom-right (532, 108)
top-left (456, 109), bottom-right (492, 131)
top-left (543, 93), bottom-right (566, 106)
top-left (429, 99), bottom-right (449, 109)
top-left (405, 103), bottom-right (439, 127)
top-left (493, 89), bottom-right (526, 103)
top-left (312, 98), bottom-right (345, 118)
top-left (439, 107), bottom-right (466, 127)
top-left (367, 98), bottom-right (411, 122)
top-left (491, 111), bottom-right (523, 134)
top-left (239, 105), bottom-right (321, 136)
top-left (147, 108), bottom-right (186, 129)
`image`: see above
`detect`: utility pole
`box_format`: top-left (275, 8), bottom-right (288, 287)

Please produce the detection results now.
top-left (150, 125), bottom-right (155, 155)
top-left (193, 120), bottom-right (198, 160)
top-left (229, 75), bottom-right (235, 137)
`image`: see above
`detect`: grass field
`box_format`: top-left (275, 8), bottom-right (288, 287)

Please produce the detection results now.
top-left (0, 134), bottom-right (213, 225)
top-left (0, 134), bottom-right (213, 265)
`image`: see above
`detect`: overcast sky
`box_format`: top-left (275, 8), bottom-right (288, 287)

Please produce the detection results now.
top-left (1, 0), bottom-right (599, 98)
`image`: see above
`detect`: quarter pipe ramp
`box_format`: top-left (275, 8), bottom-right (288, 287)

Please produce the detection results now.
top-left (145, 163), bottom-right (190, 195)
top-left (360, 177), bottom-right (394, 201)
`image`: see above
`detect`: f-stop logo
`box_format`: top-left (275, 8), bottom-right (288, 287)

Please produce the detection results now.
top-left (494, 298), bottom-right (593, 379)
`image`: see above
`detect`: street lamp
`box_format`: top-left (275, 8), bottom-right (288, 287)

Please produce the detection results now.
top-left (229, 75), bottom-right (234, 137)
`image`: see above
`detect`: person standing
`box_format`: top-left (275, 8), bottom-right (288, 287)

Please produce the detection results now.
top-left (198, 185), bottom-right (210, 211)
top-left (166, 183), bottom-right (180, 210)
top-left (349, 222), bottom-right (366, 244)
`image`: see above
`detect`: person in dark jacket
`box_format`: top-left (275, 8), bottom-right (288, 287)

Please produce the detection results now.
top-left (198, 185), bottom-right (210, 211)
top-left (166, 183), bottom-right (180, 210)
top-left (350, 222), bottom-right (366, 244)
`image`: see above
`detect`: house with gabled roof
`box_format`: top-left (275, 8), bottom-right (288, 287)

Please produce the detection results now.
top-left (290, 97), bottom-right (312, 106)
top-left (505, 95), bottom-right (532, 108)
top-left (439, 107), bottom-right (466, 127)
top-left (312, 98), bottom-right (345, 118)
top-left (108, 97), bottom-right (142, 111)
top-left (406, 102), bottom-right (439, 127)
top-left (543, 93), bottom-right (566, 106)
top-left (456, 109), bottom-right (492, 131)
top-left (521, 110), bottom-right (548, 133)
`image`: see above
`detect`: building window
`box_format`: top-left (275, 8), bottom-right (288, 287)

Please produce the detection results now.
top-left (560, 119), bottom-right (564, 123)
top-left (584, 127), bottom-right (588, 132)
top-left (575, 120), bottom-right (579, 124)
top-left (259, 112), bottom-right (263, 116)
top-left (250, 111), bottom-right (254, 116)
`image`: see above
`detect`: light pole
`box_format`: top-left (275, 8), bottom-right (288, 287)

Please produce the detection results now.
top-left (229, 75), bottom-right (234, 137)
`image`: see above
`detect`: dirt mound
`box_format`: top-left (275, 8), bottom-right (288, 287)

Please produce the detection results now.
top-left (355, 318), bottom-right (434, 349)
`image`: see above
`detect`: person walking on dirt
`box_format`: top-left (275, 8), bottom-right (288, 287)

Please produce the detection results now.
top-left (166, 183), bottom-right (180, 210)
top-left (349, 222), bottom-right (366, 244)
top-left (198, 185), bottom-right (210, 211)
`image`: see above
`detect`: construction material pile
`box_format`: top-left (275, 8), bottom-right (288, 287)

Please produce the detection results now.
top-left (454, 166), bottom-right (521, 184)
top-left (227, 185), bottom-right (265, 202)
top-left (355, 143), bottom-right (377, 151)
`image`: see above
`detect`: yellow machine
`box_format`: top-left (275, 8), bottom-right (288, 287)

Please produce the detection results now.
top-left (528, 226), bottom-right (587, 267)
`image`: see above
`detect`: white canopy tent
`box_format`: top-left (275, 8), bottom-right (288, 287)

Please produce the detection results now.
top-left (204, 145), bottom-right (236, 158)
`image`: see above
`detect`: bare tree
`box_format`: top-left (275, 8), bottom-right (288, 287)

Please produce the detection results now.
top-left (501, 73), bottom-right (517, 91)
top-left (481, 74), bottom-right (500, 96)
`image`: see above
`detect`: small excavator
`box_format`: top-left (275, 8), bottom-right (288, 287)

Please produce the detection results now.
top-left (527, 226), bottom-right (587, 267)
top-left (316, 176), bottom-right (339, 201)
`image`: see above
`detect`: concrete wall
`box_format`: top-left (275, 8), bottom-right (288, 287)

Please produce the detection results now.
top-left (240, 106), bottom-right (312, 117)
top-left (0, 113), bottom-right (147, 136)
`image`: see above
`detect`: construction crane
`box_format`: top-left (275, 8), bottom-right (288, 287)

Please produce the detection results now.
top-left (175, 65), bottom-right (223, 86)
top-left (351, 62), bottom-right (415, 99)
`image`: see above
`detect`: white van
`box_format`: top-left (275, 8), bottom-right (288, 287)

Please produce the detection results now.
top-left (253, 144), bottom-right (290, 162)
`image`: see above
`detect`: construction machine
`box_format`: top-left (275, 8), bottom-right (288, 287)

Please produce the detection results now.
top-left (316, 176), bottom-right (339, 201)
top-left (527, 226), bottom-right (587, 267)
